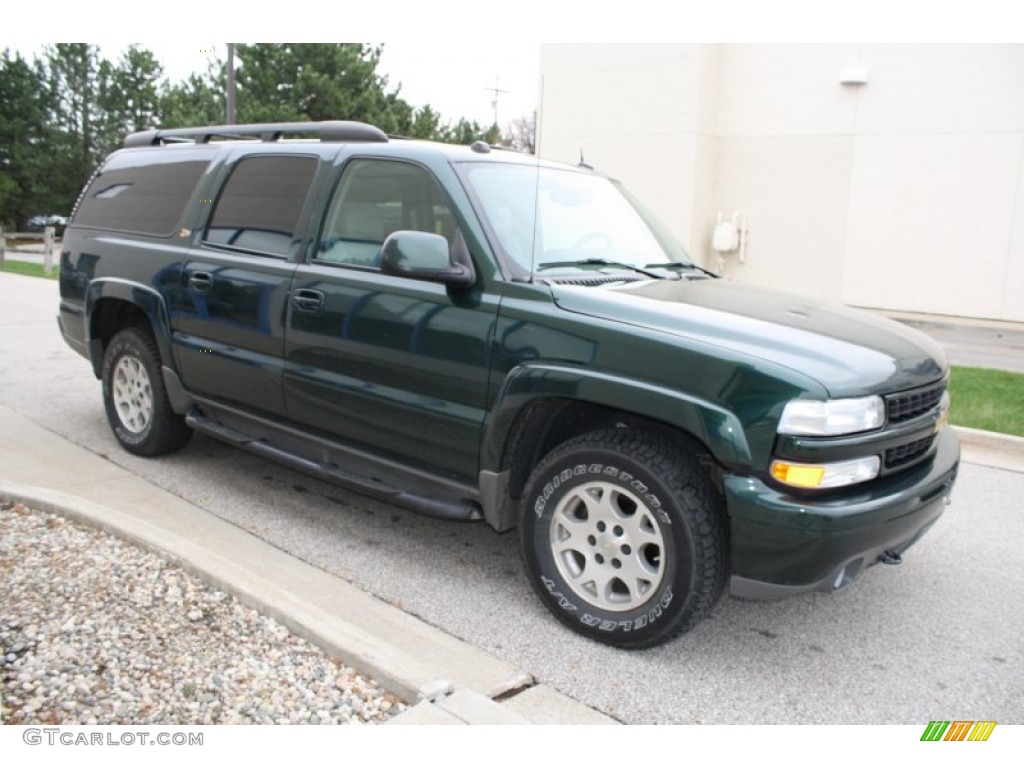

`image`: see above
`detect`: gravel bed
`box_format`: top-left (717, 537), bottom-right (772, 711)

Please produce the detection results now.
top-left (0, 500), bottom-right (406, 725)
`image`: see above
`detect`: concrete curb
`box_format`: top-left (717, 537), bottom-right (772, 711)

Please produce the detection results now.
top-left (954, 426), bottom-right (1024, 474)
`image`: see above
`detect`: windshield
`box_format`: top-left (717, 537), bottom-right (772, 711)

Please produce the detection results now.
top-left (459, 162), bottom-right (695, 278)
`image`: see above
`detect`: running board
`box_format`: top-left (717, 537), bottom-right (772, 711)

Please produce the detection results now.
top-left (185, 410), bottom-right (482, 522)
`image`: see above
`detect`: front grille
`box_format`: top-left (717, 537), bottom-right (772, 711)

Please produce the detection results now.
top-left (885, 435), bottom-right (936, 469)
top-left (886, 381), bottom-right (945, 424)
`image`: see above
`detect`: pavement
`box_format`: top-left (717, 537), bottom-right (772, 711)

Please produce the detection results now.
top-left (1, 284), bottom-right (1021, 725)
top-left (881, 309), bottom-right (1024, 374)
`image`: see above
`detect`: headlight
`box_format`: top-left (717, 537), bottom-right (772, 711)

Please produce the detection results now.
top-left (778, 396), bottom-right (885, 436)
top-left (771, 456), bottom-right (881, 489)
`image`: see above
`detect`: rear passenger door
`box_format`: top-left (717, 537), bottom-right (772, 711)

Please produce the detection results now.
top-left (283, 157), bottom-right (499, 483)
top-left (172, 153), bottom-right (318, 418)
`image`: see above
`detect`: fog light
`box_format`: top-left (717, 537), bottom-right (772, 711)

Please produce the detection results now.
top-left (770, 456), bottom-right (881, 489)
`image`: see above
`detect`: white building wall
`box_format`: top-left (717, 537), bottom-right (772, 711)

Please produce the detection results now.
top-left (538, 44), bottom-right (719, 260)
top-left (538, 44), bottom-right (1024, 323)
top-left (714, 45), bottom-right (862, 304)
top-left (838, 45), bottom-right (1024, 322)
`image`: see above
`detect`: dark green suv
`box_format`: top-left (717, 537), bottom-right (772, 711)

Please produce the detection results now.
top-left (58, 121), bottom-right (959, 648)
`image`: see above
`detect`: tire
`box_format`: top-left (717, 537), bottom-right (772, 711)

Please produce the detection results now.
top-left (101, 327), bottom-right (192, 457)
top-left (520, 429), bottom-right (727, 649)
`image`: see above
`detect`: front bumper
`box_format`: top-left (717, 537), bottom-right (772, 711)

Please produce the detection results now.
top-left (726, 427), bottom-right (959, 598)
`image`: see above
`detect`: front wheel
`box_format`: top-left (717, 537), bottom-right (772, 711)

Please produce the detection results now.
top-left (520, 429), bottom-right (727, 649)
top-left (101, 327), bottom-right (192, 457)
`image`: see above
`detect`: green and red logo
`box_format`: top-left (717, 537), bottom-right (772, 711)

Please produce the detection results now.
top-left (921, 721), bottom-right (997, 742)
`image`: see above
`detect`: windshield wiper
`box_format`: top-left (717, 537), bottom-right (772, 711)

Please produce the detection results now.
top-left (645, 261), bottom-right (718, 278)
top-left (537, 258), bottom-right (673, 280)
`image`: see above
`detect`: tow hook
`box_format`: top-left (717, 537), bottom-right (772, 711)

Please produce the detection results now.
top-left (880, 550), bottom-right (903, 566)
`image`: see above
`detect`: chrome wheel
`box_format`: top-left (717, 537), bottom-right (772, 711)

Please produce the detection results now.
top-left (101, 328), bottom-right (192, 456)
top-left (523, 430), bottom-right (727, 647)
top-left (548, 481), bottom-right (666, 612)
top-left (111, 354), bottom-right (153, 434)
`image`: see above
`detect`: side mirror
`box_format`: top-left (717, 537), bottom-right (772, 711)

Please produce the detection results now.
top-left (380, 231), bottom-right (475, 288)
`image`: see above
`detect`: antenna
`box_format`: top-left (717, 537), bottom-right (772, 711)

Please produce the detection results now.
top-left (528, 76), bottom-right (545, 283)
top-left (485, 76), bottom-right (510, 127)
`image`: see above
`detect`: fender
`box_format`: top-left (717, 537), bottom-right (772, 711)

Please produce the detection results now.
top-left (85, 277), bottom-right (178, 380)
top-left (85, 278), bottom-right (194, 414)
top-left (481, 361), bottom-right (755, 473)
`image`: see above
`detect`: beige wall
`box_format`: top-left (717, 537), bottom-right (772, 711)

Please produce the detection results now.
top-left (538, 45), bottom-right (720, 261)
top-left (539, 44), bottom-right (1024, 322)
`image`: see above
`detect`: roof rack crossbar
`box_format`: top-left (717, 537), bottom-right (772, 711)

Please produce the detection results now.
top-left (123, 121), bottom-right (388, 148)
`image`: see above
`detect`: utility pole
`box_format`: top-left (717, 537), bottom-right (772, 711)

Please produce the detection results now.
top-left (485, 76), bottom-right (509, 128)
top-left (226, 43), bottom-right (236, 125)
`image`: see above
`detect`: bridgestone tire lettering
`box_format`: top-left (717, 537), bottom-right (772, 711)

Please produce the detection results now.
top-left (520, 429), bottom-right (727, 649)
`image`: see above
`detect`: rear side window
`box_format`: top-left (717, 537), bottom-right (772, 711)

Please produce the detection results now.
top-left (205, 155), bottom-right (318, 257)
top-left (72, 153), bottom-right (210, 236)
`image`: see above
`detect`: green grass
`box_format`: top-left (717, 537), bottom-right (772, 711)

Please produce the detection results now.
top-left (949, 366), bottom-right (1024, 437)
top-left (0, 259), bottom-right (58, 280)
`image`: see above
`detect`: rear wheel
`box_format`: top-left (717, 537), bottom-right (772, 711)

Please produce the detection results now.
top-left (520, 429), bottom-right (727, 649)
top-left (101, 328), bottom-right (192, 456)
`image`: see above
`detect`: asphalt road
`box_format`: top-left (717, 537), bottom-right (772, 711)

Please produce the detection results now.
top-left (2, 272), bottom-right (1022, 724)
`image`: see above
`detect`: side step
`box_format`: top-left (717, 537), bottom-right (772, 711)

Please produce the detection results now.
top-left (185, 411), bottom-right (482, 522)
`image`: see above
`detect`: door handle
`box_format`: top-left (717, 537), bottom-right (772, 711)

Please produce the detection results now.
top-left (291, 289), bottom-right (325, 313)
top-left (189, 271), bottom-right (213, 292)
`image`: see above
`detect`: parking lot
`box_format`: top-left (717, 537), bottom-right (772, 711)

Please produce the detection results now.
top-left (1, 271), bottom-right (1021, 724)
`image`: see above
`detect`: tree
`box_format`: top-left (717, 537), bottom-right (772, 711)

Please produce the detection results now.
top-left (482, 123), bottom-right (502, 145)
top-left (437, 118), bottom-right (487, 145)
top-left (0, 50), bottom-right (50, 226)
top-left (160, 71), bottom-right (225, 128)
top-left (109, 46), bottom-right (165, 133)
top-left (232, 43), bottom-right (416, 130)
top-left (409, 105), bottom-right (442, 139)
top-left (40, 44), bottom-right (121, 212)
top-left (43, 45), bottom-right (104, 171)
top-left (504, 111), bottom-right (537, 154)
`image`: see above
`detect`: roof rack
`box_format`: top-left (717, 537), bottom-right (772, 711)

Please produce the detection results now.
top-left (123, 120), bottom-right (389, 148)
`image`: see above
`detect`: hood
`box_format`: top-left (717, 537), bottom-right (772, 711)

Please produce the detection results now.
top-left (550, 278), bottom-right (948, 397)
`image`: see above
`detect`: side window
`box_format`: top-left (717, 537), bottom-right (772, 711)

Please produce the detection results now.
top-left (72, 156), bottom-right (210, 236)
top-left (205, 155), bottom-right (317, 257)
top-left (317, 159), bottom-right (456, 267)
